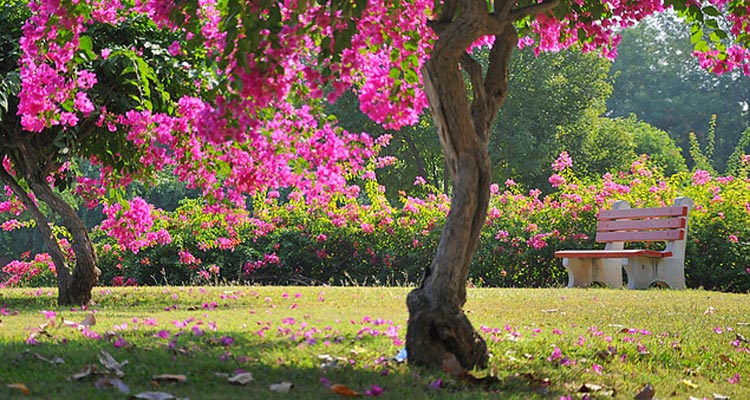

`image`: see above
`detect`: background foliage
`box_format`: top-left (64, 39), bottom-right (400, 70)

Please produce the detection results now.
top-left (16, 154), bottom-right (739, 293)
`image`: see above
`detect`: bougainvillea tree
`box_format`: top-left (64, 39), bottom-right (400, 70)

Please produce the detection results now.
top-left (11, 0), bottom-right (750, 369)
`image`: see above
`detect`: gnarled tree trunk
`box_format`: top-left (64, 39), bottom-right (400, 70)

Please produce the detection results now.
top-left (28, 177), bottom-right (100, 305)
top-left (1, 118), bottom-right (100, 305)
top-left (405, 0), bottom-right (558, 370)
top-left (0, 168), bottom-right (74, 302)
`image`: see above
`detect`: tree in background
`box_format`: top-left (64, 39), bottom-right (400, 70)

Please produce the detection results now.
top-left (332, 47), bottom-right (616, 197)
top-left (1, 4), bottom-right (204, 304)
top-left (491, 47), bottom-right (613, 189)
top-left (559, 113), bottom-right (687, 179)
top-left (13, 0), bottom-right (750, 371)
top-left (608, 11), bottom-right (750, 171)
top-left (329, 91), bottom-right (446, 201)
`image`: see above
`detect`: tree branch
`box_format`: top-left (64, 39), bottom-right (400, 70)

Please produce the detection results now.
top-left (402, 130), bottom-right (432, 184)
top-left (482, 25), bottom-right (518, 127)
top-left (460, 52), bottom-right (492, 143)
top-left (509, 0), bottom-right (560, 21)
top-left (496, 0), bottom-right (516, 20)
top-left (436, 0), bottom-right (458, 23)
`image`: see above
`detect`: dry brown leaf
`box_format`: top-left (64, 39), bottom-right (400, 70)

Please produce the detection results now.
top-left (94, 376), bottom-right (130, 394)
top-left (269, 381), bottom-right (293, 393)
top-left (579, 383), bottom-right (604, 392)
top-left (330, 384), bottom-right (360, 397)
top-left (132, 391), bottom-right (180, 400)
top-left (227, 372), bottom-right (254, 385)
top-left (682, 379), bottom-right (699, 388)
top-left (98, 350), bottom-right (128, 377)
top-left (80, 313), bottom-right (96, 327)
top-left (634, 383), bottom-right (655, 400)
top-left (578, 382), bottom-right (615, 396)
top-left (31, 351), bottom-right (64, 364)
top-left (719, 354), bottom-right (736, 366)
top-left (7, 383), bottom-right (30, 395)
top-left (152, 374), bottom-right (187, 383)
top-left (63, 319), bottom-right (79, 328)
top-left (69, 364), bottom-right (98, 380)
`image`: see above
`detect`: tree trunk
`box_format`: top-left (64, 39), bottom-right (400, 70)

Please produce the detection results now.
top-left (0, 168), bottom-right (74, 302)
top-left (405, 0), bottom-right (556, 370)
top-left (401, 131), bottom-right (434, 187)
top-left (28, 177), bottom-right (100, 305)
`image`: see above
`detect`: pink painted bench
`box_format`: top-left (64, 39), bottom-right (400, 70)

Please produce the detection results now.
top-left (555, 197), bottom-right (693, 289)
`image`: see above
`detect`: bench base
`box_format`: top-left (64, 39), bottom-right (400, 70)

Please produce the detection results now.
top-left (561, 257), bottom-right (623, 288)
top-left (623, 256), bottom-right (686, 290)
top-left (556, 253), bottom-right (686, 290)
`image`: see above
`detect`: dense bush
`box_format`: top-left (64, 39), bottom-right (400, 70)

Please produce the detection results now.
top-left (4, 154), bottom-right (750, 292)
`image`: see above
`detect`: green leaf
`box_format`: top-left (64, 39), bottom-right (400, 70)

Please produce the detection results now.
top-left (702, 6), bottom-right (720, 17)
top-left (694, 40), bottom-right (709, 53)
top-left (388, 67), bottom-right (401, 80)
top-left (690, 26), bottom-right (704, 44)
top-left (403, 69), bottom-right (419, 85)
top-left (79, 35), bottom-right (93, 52)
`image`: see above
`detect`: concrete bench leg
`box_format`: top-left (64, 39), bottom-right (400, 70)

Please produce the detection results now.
top-left (563, 258), bottom-right (623, 288)
top-left (623, 257), bottom-right (686, 290)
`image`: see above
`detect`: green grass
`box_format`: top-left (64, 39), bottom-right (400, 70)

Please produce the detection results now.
top-left (1, 286), bottom-right (749, 399)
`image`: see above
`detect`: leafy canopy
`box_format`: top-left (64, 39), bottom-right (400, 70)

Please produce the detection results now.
top-left (12, 0), bottom-right (750, 207)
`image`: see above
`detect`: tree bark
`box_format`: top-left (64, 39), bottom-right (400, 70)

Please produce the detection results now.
top-left (405, 0), bottom-right (556, 370)
top-left (2, 68), bottom-right (100, 306)
top-left (0, 167), bottom-right (73, 302)
top-left (28, 177), bottom-right (100, 305)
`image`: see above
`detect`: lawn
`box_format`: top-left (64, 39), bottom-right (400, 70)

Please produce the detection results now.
top-left (1, 286), bottom-right (749, 399)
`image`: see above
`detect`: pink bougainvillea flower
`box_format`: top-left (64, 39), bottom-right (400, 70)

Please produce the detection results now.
top-left (591, 363), bottom-right (603, 375)
top-left (365, 384), bottom-right (384, 396)
top-left (219, 336), bottom-right (233, 346)
top-left (156, 330), bottom-right (170, 339)
top-left (167, 40), bottom-right (181, 56)
top-left (547, 346), bottom-right (563, 362)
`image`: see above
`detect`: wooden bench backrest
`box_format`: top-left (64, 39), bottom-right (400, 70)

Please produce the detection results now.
top-left (595, 205), bottom-right (689, 243)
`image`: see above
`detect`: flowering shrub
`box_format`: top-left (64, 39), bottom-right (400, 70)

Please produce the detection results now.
top-left (0, 252), bottom-right (56, 287)
top-left (85, 152), bottom-right (750, 291)
top-left (4, 152), bottom-right (750, 291)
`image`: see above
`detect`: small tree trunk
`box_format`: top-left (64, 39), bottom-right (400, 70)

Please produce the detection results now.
top-left (405, 59), bottom-right (492, 370)
top-left (405, 0), bottom-right (520, 370)
top-left (0, 168), bottom-right (73, 302)
top-left (28, 178), bottom-right (100, 305)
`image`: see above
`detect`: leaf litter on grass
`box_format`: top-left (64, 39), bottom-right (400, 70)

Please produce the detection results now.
top-left (5, 286), bottom-right (750, 399)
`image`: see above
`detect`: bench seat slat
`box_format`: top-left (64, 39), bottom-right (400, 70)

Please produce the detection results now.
top-left (555, 249), bottom-right (673, 259)
top-left (596, 229), bottom-right (684, 242)
top-left (599, 205), bottom-right (687, 220)
top-left (598, 217), bottom-right (685, 232)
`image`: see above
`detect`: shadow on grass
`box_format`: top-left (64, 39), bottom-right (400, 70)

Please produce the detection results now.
top-left (0, 331), bottom-right (567, 400)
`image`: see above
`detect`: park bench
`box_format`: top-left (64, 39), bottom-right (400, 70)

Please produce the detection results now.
top-left (555, 197), bottom-right (693, 289)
